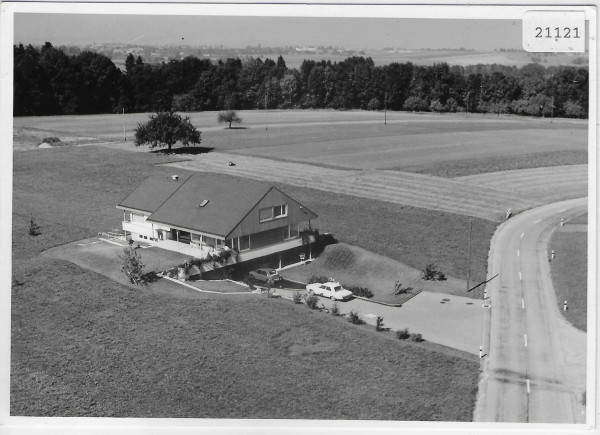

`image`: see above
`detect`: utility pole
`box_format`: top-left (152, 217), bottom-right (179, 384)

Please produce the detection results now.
top-left (265, 90), bottom-right (268, 131)
top-left (384, 92), bottom-right (388, 125)
top-left (465, 92), bottom-right (470, 119)
top-left (122, 108), bottom-right (126, 141)
top-left (551, 96), bottom-right (554, 123)
top-left (466, 217), bottom-right (473, 292)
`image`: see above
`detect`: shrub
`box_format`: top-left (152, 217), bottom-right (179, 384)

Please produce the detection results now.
top-left (347, 285), bottom-right (373, 298)
top-left (308, 275), bottom-right (330, 284)
top-left (41, 137), bottom-right (61, 144)
top-left (421, 263), bottom-right (446, 281)
top-left (118, 246), bottom-right (145, 285)
top-left (396, 328), bottom-right (410, 340)
top-left (304, 293), bottom-right (320, 309)
top-left (348, 311), bottom-right (365, 325)
top-left (330, 302), bottom-right (340, 316)
top-left (376, 316), bottom-right (385, 331)
top-left (292, 291), bottom-right (302, 304)
top-left (28, 218), bottom-right (41, 236)
top-left (410, 333), bottom-right (424, 342)
top-left (393, 281), bottom-right (413, 295)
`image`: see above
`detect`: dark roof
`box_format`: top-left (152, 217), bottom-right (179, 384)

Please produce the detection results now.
top-left (147, 176), bottom-right (270, 237)
top-left (118, 175), bottom-right (190, 213)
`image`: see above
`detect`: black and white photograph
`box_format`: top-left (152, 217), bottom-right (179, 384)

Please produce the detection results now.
top-left (0, 2), bottom-right (596, 433)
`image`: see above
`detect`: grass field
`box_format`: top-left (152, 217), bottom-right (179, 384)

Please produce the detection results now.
top-left (12, 145), bottom-right (484, 419)
top-left (549, 214), bottom-right (588, 331)
top-left (14, 111), bottom-right (587, 177)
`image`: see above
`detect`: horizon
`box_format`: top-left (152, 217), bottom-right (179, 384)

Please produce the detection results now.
top-left (14, 15), bottom-right (523, 51)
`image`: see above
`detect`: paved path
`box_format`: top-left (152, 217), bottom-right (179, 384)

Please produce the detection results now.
top-left (275, 289), bottom-right (483, 355)
top-left (474, 198), bottom-right (587, 423)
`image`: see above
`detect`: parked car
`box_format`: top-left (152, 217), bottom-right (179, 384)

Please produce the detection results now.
top-left (249, 268), bottom-right (282, 283)
top-left (306, 281), bottom-right (354, 301)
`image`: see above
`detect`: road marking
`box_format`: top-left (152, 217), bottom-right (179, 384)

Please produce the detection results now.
top-left (522, 298), bottom-right (525, 309)
top-left (521, 232), bottom-right (525, 239)
top-left (524, 334), bottom-right (528, 347)
top-left (519, 271), bottom-right (522, 281)
top-left (526, 379), bottom-right (531, 394)
top-left (557, 208), bottom-right (567, 213)
top-left (517, 249), bottom-right (520, 257)
top-left (533, 219), bottom-right (541, 224)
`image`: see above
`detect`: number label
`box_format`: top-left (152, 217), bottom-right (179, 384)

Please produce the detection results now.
top-left (534, 26), bottom-right (581, 38)
top-left (523, 11), bottom-right (585, 52)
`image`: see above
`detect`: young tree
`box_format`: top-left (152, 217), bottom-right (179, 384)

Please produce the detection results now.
top-left (134, 111), bottom-right (201, 151)
top-left (217, 110), bottom-right (242, 129)
top-left (28, 217), bottom-right (41, 236)
top-left (119, 245), bottom-right (145, 285)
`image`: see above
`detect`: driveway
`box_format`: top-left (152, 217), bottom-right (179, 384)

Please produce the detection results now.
top-left (275, 288), bottom-right (484, 355)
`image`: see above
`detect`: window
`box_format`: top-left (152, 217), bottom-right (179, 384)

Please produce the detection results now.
top-left (191, 233), bottom-right (202, 242)
top-left (131, 213), bottom-right (145, 223)
top-left (226, 238), bottom-right (239, 251)
top-left (124, 211), bottom-right (132, 222)
top-left (259, 204), bottom-right (287, 222)
top-left (259, 207), bottom-right (273, 222)
top-left (216, 239), bottom-right (223, 248)
top-left (239, 235), bottom-right (250, 251)
top-left (288, 225), bottom-right (299, 239)
top-left (274, 204), bottom-right (287, 218)
top-left (204, 236), bottom-right (216, 248)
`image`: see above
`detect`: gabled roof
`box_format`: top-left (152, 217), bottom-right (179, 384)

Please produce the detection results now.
top-left (147, 176), bottom-right (271, 237)
top-left (117, 175), bottom-right (190, 213)
top-left (117, 174), bottom-right (317, 238)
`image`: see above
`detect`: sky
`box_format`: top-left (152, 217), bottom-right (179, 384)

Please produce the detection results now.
top-left (14, 14), bottom-right (523, 51)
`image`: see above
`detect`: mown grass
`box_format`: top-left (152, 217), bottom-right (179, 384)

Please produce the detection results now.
top-left (12, 146), bottom-right (480, 419)
top-left (549, 219), bottom-right (587, 331)
top-left (395, 150), bottom-right (588, 178)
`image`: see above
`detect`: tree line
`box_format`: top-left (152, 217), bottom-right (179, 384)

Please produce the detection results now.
top-left (14, 42), bottom-right (589, 118)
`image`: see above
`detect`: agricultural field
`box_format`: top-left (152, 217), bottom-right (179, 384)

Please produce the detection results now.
top-left (11, 144), bottom-right (485, 419)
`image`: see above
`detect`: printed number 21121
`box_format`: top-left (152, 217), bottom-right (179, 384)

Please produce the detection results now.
top-left (535, 27), bottom-right (580, 38)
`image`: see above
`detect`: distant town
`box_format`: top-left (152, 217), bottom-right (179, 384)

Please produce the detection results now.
top-left (43, 43), bottom-right (587, 70)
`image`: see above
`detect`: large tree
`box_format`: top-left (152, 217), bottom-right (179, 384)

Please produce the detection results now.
top-left (134, 111), bottom-right (201, 151)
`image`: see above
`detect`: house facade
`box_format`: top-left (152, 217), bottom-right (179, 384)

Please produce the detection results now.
top-left (116, 174), bottom-right (318, 265)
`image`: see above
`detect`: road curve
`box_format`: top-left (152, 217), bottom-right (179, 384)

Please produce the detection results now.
top-left (474, 198), bottom-right (587, 423)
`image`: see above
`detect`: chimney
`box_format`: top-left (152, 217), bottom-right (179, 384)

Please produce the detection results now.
top-left (172, 175), bottom-right (179, 181)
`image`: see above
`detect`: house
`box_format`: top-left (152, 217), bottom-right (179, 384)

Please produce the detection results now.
top-left (116, 174), bottom-right (318, 266)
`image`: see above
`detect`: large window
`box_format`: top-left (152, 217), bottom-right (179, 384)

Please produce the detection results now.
top-left (287, 224), bottom-right (299, 239)
top-left (239, 235), bottom-right (250, 251)
top-left (124, 211), bottom-right (132, 222)
top-left (259, 204), bottom-right (288, 222)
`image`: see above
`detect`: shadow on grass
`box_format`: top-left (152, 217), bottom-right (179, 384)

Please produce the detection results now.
top-left (223, 126), bottom-right (248, 130)
top-left (141, 271), bottom-right (161, 285)
top-left (151, 146), bottom-right (214, 155)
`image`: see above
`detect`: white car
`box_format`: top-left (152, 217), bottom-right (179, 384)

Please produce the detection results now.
top-left (306, 281), bottom-right (354, 301)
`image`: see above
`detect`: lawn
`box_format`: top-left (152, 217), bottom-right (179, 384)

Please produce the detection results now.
top-left (12, 145), bottom-right (481, 419)
top-left (279, 243), bottom-right (473, 304)
top-left (549, 214), bottom-right (588, 331)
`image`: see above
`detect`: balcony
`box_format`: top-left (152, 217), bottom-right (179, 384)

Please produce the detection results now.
top-left (237, 235), bottom-right (314, 262)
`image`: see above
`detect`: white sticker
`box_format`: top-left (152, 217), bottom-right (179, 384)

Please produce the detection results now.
top-left (523, 11), bottom-right (585, 52)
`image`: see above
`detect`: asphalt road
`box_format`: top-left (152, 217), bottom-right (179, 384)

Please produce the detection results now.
top-left (474, 198), bottom-right (587, 423)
